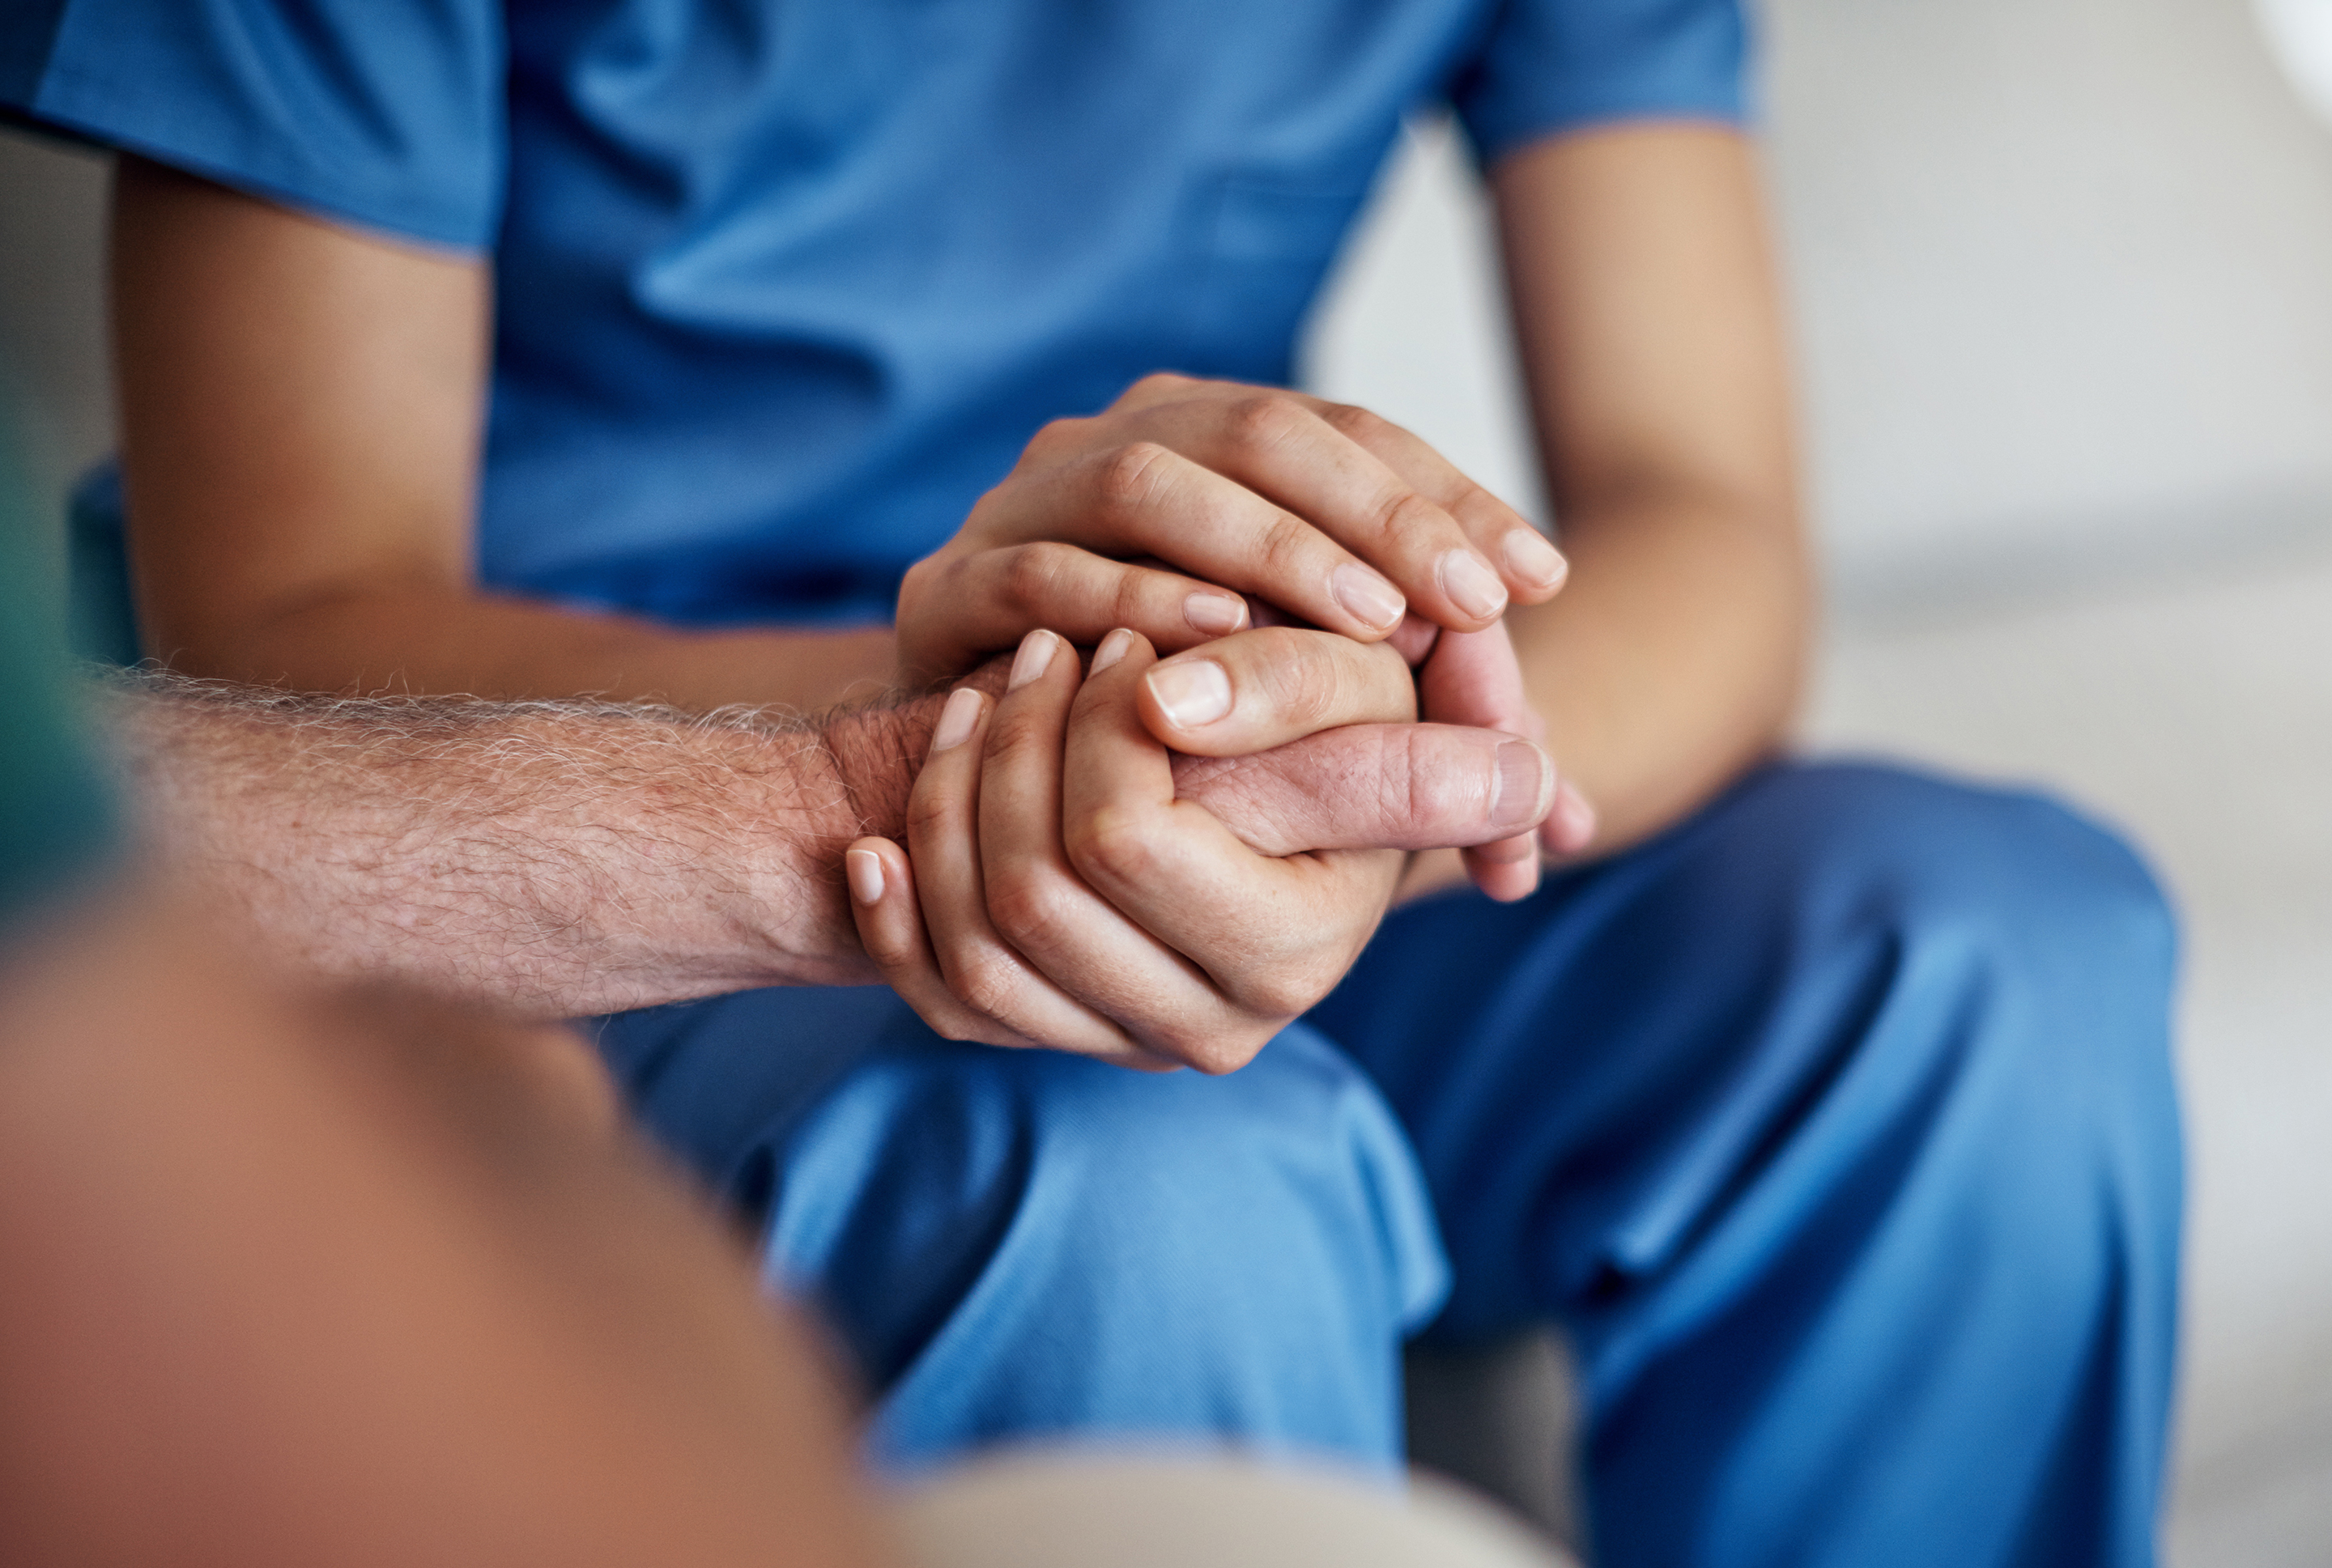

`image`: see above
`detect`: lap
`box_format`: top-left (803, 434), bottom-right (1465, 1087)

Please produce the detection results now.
top-left (602, 759), bottom-right (2174, 1317)
top-left (1307, 759), bottom-right (2178, 1342)
top-left (596, 988), bottom-right (1431, 1268)
top-left (593, 986), bottom-right (1449, 1464)
top-left (587, 759), bottom-right (2181, 1550)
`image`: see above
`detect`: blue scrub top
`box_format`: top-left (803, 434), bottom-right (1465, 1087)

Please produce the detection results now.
top-left (4, 0), bottom-right (1745, 629)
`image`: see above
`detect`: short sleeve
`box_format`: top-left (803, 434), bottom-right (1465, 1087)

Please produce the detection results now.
top-left (1449, 0), bottom-right (1750, 166)
top-left (0, 0), bottom-right (504, 250)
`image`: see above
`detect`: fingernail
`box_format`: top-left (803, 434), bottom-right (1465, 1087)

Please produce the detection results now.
top-left (930, 686), bottom-right (983, 754)
top-left (1145, 657), bottom-right (1233, 729)
top-left (1332, 562), bottom-right (1406, 632)
top-left (1501, 528), bottom-right (1567, 592)
top-left (1440, 548), bottom-right (1509, 621)
top-left (1553, 780), bottom-right (1598, 850)
top-left (1184, 592), bottom-right (1246, 636)
top-left (1491, 740), bottom-right (1553, 831)
top-left (1091, 627), bottom-right (1134, 674)
top-left (1007, 628), bottom-right (1058, 691)
top-left (845, 848), bottom-right (886, 904)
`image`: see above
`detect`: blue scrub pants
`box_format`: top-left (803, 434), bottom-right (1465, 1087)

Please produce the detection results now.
top-left (595, 761), bottom-right (2181, 1568)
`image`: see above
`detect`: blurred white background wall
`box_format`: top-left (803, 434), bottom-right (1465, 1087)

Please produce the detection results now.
top-left (4, 0), bottom-right (2330, 1559)
top-left (2258, 0), bottom-right (2332, 128)
top-left (1307, 0), bottom-right (2332, 609)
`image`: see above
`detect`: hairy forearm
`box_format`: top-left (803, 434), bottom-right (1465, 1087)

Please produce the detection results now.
top-left (101, 671), bottom-right (971, 1018)
top-left (97, 653), bottom-right (1534, 1018)
top-left (1515, 492), bottom-right (1810, 855)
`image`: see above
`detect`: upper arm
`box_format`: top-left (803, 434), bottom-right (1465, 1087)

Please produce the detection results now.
top-left (1490, 125), bottom-right (1799, 534)
top-left (110, 155), bottom-right (490, 672)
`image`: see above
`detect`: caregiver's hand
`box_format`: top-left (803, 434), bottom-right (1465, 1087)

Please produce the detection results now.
top-left (845, 628), bottom-right (1561, 1073)
top-left (892, 373), bottom-right (1568, 687)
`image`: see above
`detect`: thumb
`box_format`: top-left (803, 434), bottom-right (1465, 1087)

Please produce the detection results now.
top-left (1172, 723), bottom-right (1555, 857)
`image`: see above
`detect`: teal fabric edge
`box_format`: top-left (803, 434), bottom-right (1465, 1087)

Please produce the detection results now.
top-left (0, 406), bottom-right (121, 933)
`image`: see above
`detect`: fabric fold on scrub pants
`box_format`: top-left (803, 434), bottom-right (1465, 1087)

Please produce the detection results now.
top-left (595, 760), bottom-right (2182, 1568)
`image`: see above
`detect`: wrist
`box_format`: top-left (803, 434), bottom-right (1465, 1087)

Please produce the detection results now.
top-left (792, 658), bottom-right (1014, 968)
top-left (755, 677), bottom-right (947, 974)
top-left (816, 653), bottom-right (1007, 813)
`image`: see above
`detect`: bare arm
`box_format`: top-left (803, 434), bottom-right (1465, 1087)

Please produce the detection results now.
top-left (109, 674), bottom-right (900, 1016)
top-left (1493, 125), bottom-right (1811, 854)
top-left (111, 159), bottom-right (1554, 729)
top-left (109, 155), bottom-right (895, 709)
top-left (107, 666), bottom-right (1546, 1022)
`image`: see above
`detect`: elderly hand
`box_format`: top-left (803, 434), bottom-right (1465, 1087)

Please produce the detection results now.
top-left (1142, 609), bottom-right (1594, 902)
top-left (843, 627), bottom-right (1567, 1072)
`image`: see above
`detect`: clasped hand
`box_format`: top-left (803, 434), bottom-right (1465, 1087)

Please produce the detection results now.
top-left (848, 626), bottom-right (1570, 1072)
top-left (866, 374), bottom-right (1598, 1070)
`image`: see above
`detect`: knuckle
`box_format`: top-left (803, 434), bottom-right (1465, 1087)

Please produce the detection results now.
top-left (1026, 416), bottom-right (1087, 462)
top-left (1109, 562), bottom-right (1163, 625)
top-left (863, 926), bottom-right (915, 971)
top-left (898, 555), bottom-right (937, 603)
top-left (964, 482), bottom-right (1014, 527)
top-left (1143, 1018), bottom-right (1217, 1072)
top-left (982, 700), bottom-right (1055, 759)
top-left (985, 869), bottom-right (1071, 950)
top-left (1239, 960), bottom-right (1330, 1022)
top-left (1234, 623), bottom-right (1309, 666)
top-left (949, 948), bottom-right (1024, 1022)
top-left (1446, 478), bottom-right (1505, 527)
top-left (1129, 370), bottom-right (1192, 400)
top-left (1253, 508), bottom-right (1317, 580)
top-left (998, 540), bottom-right (1078, 612)
top-left (1251, 631), bottom-right (1344, 729)
top-left (1066, 804), bottom-right (1160, 888)
top-left (1092, 440), bottom-right (1171, 521)
top-left (1371, 723), bottom-right (1428, 824)
top-left (1282, 665), bottom-right (1342, 730)
top-left (1402, 760), bottom-right (1465, 832)
top-left (904, 784), bottom-right (958, 843)
top-left (1183, 1025), bottom-right (1270, 1077)
top-left (1223, 392), bottom-right (1304, 453)
top-left (1378, 487), bottom-right (1447, 548)
top-left (1320, 401), bottom-right (1387, 443)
